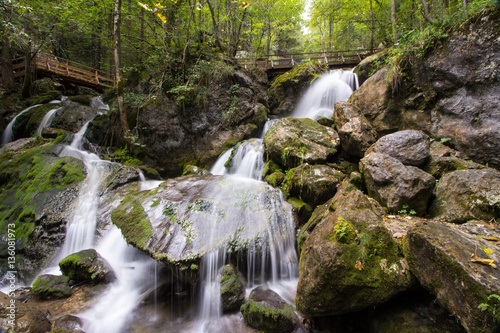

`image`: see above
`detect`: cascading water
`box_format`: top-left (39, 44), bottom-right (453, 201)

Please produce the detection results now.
top-left (35, 107), bottom-right (61, 137)
top-left (1, 104), bottom-right (42, 145)
top-left (292, 68), bottom-right (358, 120)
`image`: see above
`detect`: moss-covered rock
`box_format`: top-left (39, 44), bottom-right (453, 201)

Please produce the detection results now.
top-left (281, 163), bottom-right (345, 208)
top-left (182, 165), bottom-right (210, 176)
top-left (404, 220), bottom-right (500, 333)
top-left (110, 195), bottom-right (153, 248)
top-left (32, 274), bottom-right (71, 299)
top-left (429, 168), bottom-right (500, 223)
top-left (264, 171), bottom-right (285, 188)
top-left (240, 286), bottom-right (297, 333)
top-left (220, 264), bottom-right (245, 312)
top-left (59, 249), bottom-right (116, 284)
top-left (264, 117), bottom-right (340, 169)
top-left (295, 183), bottom-right (414, 316)
top-left (0, 138), bottom-right (85, 283)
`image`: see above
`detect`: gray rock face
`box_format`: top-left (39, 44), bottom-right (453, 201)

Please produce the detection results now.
top-left (264, 117), bottom-right (340, 169)
top-left (281, 163), bottom-right (345, 207)
top-left (404, 220), bottom-right (500, 333)
top-left (296, 184), bottom-right (413, 316)
top-left (430, 169), bottom-right (500, 223)
top-left (240, 286), bottom-right (297, 333)
top-left (423, 141), bottom-right (486, 179)
top-left (59, 249), bottom-right (116, 284)
top-left (365, 130), bottom-right (430, 166)
top-left (350, 9), bottom-right (500, 169)
top-left (334, 101), bottom-right (377, 157)
top-left (360, 153), bottom-right (435, 215)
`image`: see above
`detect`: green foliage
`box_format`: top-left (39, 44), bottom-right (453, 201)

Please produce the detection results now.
top-left (478, 294), bottom-right (500, 320)
top-left (327, 217), bottom-right (357, 244)
top-left (398, 204), bottom-right (417, 217)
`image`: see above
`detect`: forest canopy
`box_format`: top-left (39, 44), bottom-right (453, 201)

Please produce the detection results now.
top-left (0, 0), bottom-right (495, 92)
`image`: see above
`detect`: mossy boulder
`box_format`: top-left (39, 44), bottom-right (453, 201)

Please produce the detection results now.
top-left (423, 141), bottom-right (486, 179)
top-left (295, 184), bottom-right (414, 316)
top-left (264, 171), bottom-right (285, 188)
top-left (365, 130), bottom-right (430, 167)
top-left (334, 101), bottom-right (377, 157)
top-left (105, 175), bottom-right (295, 284)
top-left (110, 195), bottom-right (153, 249)
top-left (182, 165), bottom-right (210, 176)
top-left (240, 286), bottom-right (297, 333)
top-left (353, 49), bottom-right (389, 86)
top-left (403, 220), bottom-right (500, 333)
top-left (32, 274), bottom-right (71, 299)
top-left (360, 152), bottom-right (436, 216)
top-left (429, 169), bottom-right (500, 223)
top-left (59, 249), bottom-right (116, 284)
top-left (0, 139), bottom-right (85, 283)
top-left (220, 264), bottom-right (245, 312)
top-left (264, 117), bottom-right (340, 169)
top-left (281, 163), bottom-right (346, 207)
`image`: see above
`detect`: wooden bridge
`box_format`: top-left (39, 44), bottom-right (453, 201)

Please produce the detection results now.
top-left (8, 52), bottom-right (115, 90)
top-left (237, 49), bottom-right (378, 73)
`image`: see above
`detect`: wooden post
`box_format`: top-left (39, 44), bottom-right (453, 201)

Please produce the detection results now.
top-left (66, 60), bottom-right (69, 75)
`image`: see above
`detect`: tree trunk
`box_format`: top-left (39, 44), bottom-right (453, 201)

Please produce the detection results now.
top-left (22, 44), bottom-right (32, 98)
top-left (420, 0), bottom-right (435, 24)
top-left (1, 37), bottom-right (14, 91)
top-left (370, 0), bottom-right (374, 52)
top-left (391, 0), bottom-right (398, 44)
top-left (113, 0), bottom-right (131, 148)
top-left (206, 0), bottom-right (224, 52)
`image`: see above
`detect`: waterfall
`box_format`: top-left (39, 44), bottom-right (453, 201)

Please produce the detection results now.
top-left (91, 96), bottom-right (110, 112)
top-left (35, 107), bottom-right (61, 137)
top-left (1, 104), bottom-right (42, 145)
top-left (292, 69), bottom-right (357, 120)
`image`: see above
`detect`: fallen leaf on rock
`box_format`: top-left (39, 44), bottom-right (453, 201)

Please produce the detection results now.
top-left (471, 245), bottom-right (497, 268)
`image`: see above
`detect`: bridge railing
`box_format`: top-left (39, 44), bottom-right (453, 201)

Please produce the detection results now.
top-left (237, 49), bottom-right (379, 70)
top-left (33, 52), bottom-right (115, 88)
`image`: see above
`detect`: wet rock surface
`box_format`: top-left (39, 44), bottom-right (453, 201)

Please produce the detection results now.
top-left (32, 274), bottom-right (71, 299)
top-left (59, 249), bottom-right (116, 284)
top-left (220, 264), bottom-right (245, 312)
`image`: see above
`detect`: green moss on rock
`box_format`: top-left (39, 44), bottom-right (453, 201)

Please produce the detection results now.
top-left (110, 195), bottom-right (153, 249)
top-left (32, 274), bottom-right (71, 299)
top-left (59, 249), bottom-right (116, 284)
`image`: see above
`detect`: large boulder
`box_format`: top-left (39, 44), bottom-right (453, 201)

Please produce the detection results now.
top-left (334, 101), bottom-right (377, 157)
top-left (107, 175), bottom-right (295, 283)
top-left (360, 153), bottom-right (436, 215)
top-left (220, 264), bottom-right (245, 312)
top-left (295, 184), bottom-right (414, 316)
top-left (423, 141), bottom-right (486, 179)
top-left (59, 249), bottom-right (116, 284)
top-left (430, 169), bottom-right (500, 223)
top-left (240, 286), bottom-right (297, 333)
top-left (365, 130), bottom-right (430, 167)
top-left (281, 163), bottom-right (346, 207)
top-left (350, 9), bottom-right (500, 169)
top-left (264, 117), bottom-right (340, 169)
top-left (349, 66), bottom-right (400, 135)
top-left (404, 220), bottom-right (500, 333)
top-left (32, 274), bottom-right (71, 299)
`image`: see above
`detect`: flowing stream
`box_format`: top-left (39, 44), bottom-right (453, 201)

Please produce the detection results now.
top-left (1, 104), bottom-right (42, 145)
top-left (20, 69), bottom-right (358, 332)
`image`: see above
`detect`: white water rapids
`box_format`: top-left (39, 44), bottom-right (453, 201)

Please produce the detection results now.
top-left (10, 69), bottom-right (358, 332)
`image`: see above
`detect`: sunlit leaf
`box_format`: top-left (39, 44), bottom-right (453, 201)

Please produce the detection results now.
top-left (355, 260), bottom-right (363, 271)
top-left (137, 2), bottom-right (151, 11)
top-left (155, 12), bottom-right (167, 23)
top-left (471, 253), bottom-right (497, 268)
top-left (482, 246), bottom-right (494, 255)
